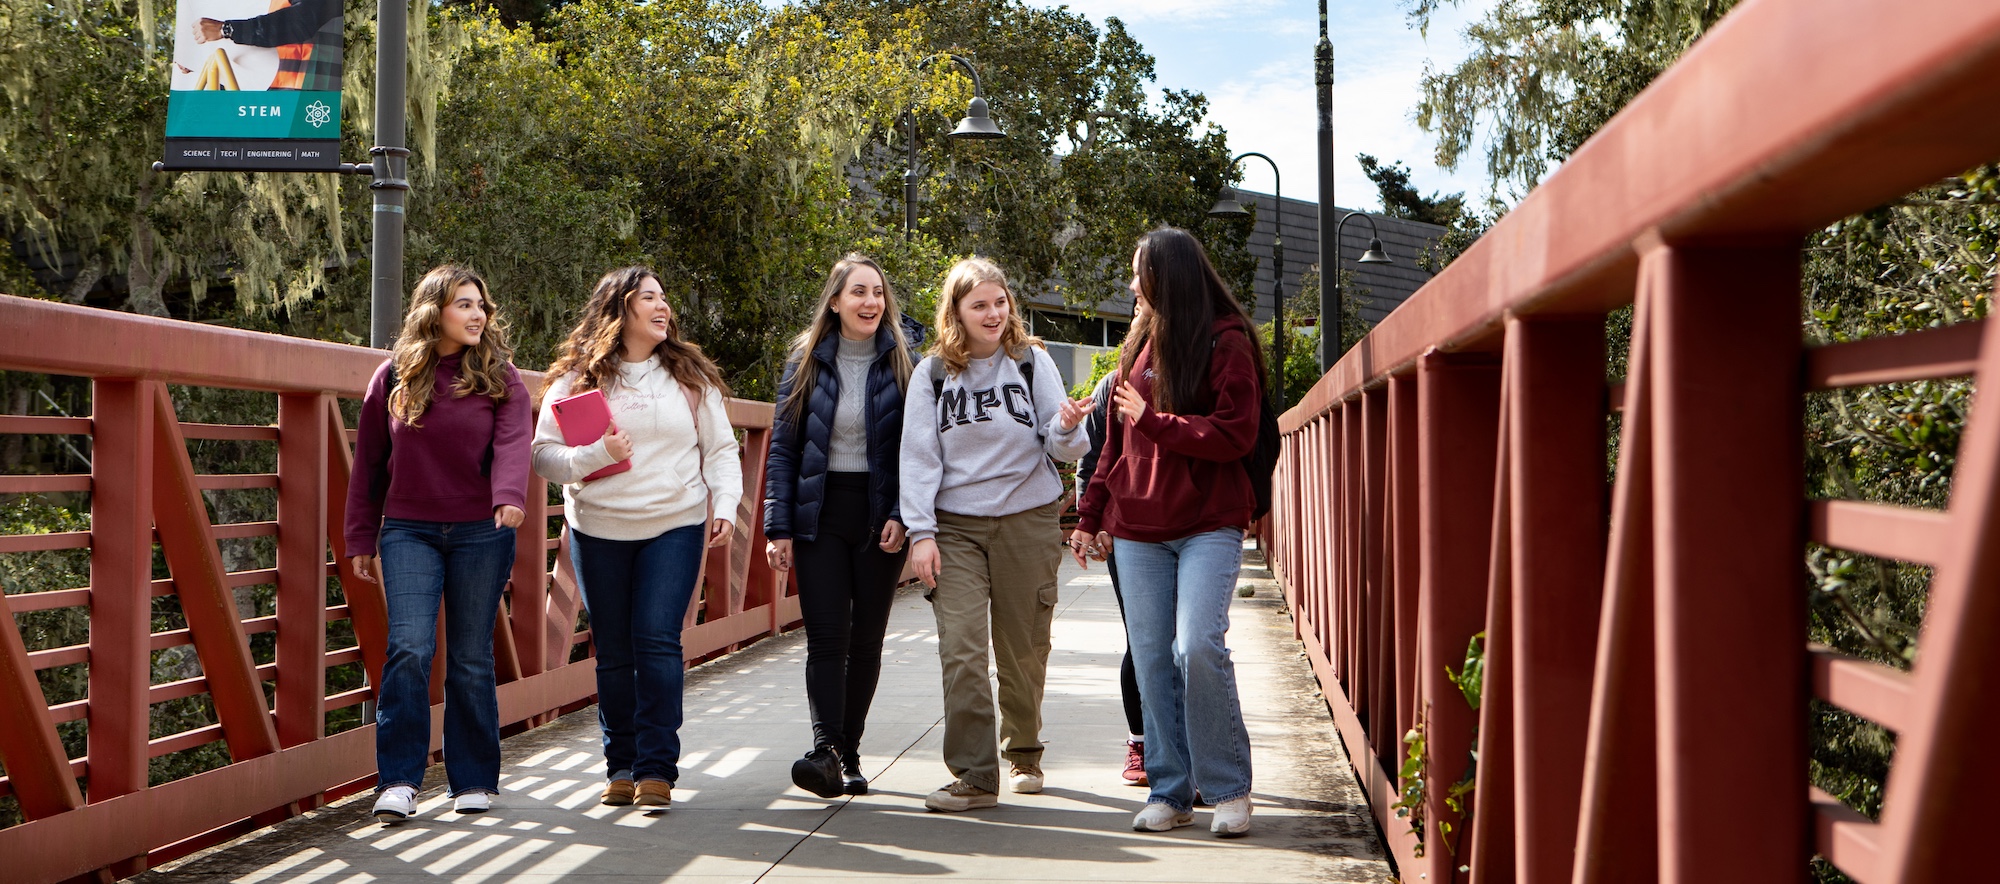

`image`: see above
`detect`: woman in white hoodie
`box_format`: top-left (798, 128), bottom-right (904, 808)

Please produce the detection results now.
top-left (533, 267), bottom-right (742, 810)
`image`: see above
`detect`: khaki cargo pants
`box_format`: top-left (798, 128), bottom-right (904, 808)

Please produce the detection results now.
top-left (928, 501), bottom-right (1063, 794)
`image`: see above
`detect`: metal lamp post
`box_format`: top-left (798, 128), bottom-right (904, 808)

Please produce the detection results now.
top-left (1329, 210), bottom-right (1394, 359)
top-left (1209, 152), bottom-right (1288, 410)
top-left (904, 54), bottom-right (1005, 239)
top-left (1315, 0), bottom-right (1338, 372)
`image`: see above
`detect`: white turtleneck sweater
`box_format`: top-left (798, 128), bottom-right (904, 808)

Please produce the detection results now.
top-left (532, 356), bottom-right (743, 541)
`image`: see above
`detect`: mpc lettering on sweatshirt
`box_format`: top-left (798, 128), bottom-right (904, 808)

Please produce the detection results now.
top-left (898, 345), bottom-right (1088, 544)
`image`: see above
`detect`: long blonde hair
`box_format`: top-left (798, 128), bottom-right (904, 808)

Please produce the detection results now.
top-left (542, 266), bottom-right (730, 399)
top-left (930, 256), bottom-right (1040, 376)
top-left (389, 265), bottom-right (515, 428)
top-left (779, 253), bottom-right (913, 425)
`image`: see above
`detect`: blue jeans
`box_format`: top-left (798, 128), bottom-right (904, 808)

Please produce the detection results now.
top-left (1114, 528), bottom-right (1253, 812)
top-left (570, 524), bottom-right (705, 784)
top-left (375, 517), bottom-right (514, 796)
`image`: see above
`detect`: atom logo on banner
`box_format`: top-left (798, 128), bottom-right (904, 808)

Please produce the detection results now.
top-left (305, 100), bottom-right (332, 128)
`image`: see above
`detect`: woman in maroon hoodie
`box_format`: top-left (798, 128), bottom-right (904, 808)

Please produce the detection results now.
top-left (1073, 228), bottom-right (1265, 838)
top-left (343, 265), bottom-right (533, 824)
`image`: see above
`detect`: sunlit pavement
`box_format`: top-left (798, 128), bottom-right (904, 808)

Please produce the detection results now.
top-left (135, 546), bottom-right (1392, 883)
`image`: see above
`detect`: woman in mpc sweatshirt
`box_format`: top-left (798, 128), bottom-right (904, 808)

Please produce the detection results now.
top-left (344, 264), bottom-right (532, 823)
top-left (532, 267), bottom-right (742, 810)
top-left (900, 256), bottom-right (1091, 813)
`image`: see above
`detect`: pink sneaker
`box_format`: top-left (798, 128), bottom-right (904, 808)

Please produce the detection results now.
top-left (1122, 740), bottom-right (1148, 786)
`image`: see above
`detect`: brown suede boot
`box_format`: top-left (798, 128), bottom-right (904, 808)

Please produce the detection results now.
top-left (635, 779), bottom-right (672, 807)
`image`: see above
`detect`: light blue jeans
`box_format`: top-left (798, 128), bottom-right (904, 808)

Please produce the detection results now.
top-left (1114, 528), bottom-right (1253, 812)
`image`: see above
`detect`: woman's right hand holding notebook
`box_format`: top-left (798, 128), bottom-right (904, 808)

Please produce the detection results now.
top-left (602, 421), bottom-right (633, 462)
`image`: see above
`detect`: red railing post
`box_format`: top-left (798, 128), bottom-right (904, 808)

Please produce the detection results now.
top-left (1651, 244), bottom-right (1808, 883)
top-left (1416, 350), bottom-right (1501, 881)
top-left (88, 378), bottom-right (156, 876)
top-left (276, 392), bottom-right (331, 749)
top-left (1387, 373), bottom-right (1421, 754)
top-left (1504, 316), bottom-right (1608, 882)
top-left (1575, 278), bottom-right (1662, 884)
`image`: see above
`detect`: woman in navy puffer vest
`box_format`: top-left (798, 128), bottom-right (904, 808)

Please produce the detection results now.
top-left (764, 253), bottom-right (922, 799)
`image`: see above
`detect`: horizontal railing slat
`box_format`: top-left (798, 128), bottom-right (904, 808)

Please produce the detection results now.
top-left (0, 475), bottom-right (91, 494)
top-left (0, 415), bottom-right (92, 435)
top-left (1813, 786), bottom-right (1883, 883)
top-left (1809, 499), bottom-right (1951, 565)
top-left (1808, 320), bottom-right (1984, 390)
top-left (1809, 644), bottom-right (1913, 732)
top-left (0, 531), bottom-right (93, 553)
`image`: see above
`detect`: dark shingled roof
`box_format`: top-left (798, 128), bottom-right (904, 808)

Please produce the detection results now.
top-left (1232, 189), bottom-right (1448, 328)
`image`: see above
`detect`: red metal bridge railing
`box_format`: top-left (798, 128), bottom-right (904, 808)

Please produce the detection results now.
top-left (0, 296), bottom-right (798, 883)
top-left (1266, 0), bottom-right (2000, 882)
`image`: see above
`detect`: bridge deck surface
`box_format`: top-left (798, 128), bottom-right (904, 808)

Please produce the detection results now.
top-left (136, 549), bottom-right (1392, 883)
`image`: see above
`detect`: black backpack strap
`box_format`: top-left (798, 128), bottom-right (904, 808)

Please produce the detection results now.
top-left (930, 357), bottom-right (946, 398)
top-left (1020, 352), bottom-right (1044, 442)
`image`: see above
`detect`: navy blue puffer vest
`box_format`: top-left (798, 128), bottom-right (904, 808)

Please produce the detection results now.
top-left (761, 318), bottom-right (923, 542)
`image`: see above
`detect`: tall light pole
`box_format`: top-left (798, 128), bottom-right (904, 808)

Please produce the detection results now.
top-left (1315, 0), bottom-right (1338, 372)
top-left (904, 54), bottom-right (1005, 239)
top-left (1208, 153), bottom-right (1288, 410)
top-left (369, 0), bottom-right (409, 348)
top-left (1330, 210), bottom-right (1394, 356)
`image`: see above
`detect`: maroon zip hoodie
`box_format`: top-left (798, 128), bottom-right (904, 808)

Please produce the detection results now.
top-left (342, 353), bottom-right (533, 556)
top-left (1077, 313), bottom-right (1261, 542)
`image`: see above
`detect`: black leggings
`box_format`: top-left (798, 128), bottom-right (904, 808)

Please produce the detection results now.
top-left (793, 472), bottom-right (908, 755)
top-left (1108, 549), bottom-right (1145, 737)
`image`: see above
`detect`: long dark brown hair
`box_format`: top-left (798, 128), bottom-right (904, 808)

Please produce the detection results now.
top-left (778, 253), bottom-right (914, 425)
top-left (389, 264), bottom-right (515, 428)
top-left (1121, 227), bottom-right (1267, 415)
top-left (543, 266), bottom-right (730, 399)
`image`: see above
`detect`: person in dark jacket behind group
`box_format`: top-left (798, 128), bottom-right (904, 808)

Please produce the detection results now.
top-left (1074, 227), bottom-right (1264, 838)
top-left (764, 253), bottom-right (920, 798)
top-left (1073, 292), bottom-right (1151, 788)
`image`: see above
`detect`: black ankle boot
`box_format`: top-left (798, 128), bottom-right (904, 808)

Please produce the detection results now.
top-left (791, 745), bottom-right (844, 799)
top-left (840, 752), bottom-right (868, 796)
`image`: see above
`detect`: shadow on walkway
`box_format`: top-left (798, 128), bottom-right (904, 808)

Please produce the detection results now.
top-left (136, 548), bottom-right (1392, 883)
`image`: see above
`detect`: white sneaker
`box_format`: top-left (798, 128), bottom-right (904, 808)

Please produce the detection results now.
top-left (453, 791), bottom-right (491, 814)
top-left (1008, 762), bottom-right (1044, 794)
top-left (1132, 803), bottom-right (1194, 832)
top-left (1210, 795), bottom-right (1252, 837)
top-left (373, 785), bottom-right (418, 823)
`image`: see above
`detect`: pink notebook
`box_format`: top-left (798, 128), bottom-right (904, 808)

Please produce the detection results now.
top-left (549, 388), bottom-right (631, 481)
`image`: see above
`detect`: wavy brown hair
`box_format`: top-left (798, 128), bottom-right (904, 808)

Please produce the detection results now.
top-left (389, 265), bottom-right (515, 428)
top-left (779, 253), bottom-right (913, 425)
top-left (930, 256), bottom-right (1040, 377)
top-left (543, 266), bottom-right (730, 400)
top-left (1121, 227), bottom-right (1267, 415)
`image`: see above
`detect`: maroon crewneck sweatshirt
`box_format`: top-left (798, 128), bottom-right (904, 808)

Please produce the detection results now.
top-left (342, 353), bottom-right (533, 556)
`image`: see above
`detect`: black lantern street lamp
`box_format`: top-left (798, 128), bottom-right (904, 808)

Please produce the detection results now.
top-left (1209, 151), bottom-right (1289, 411)
top-left (1329, 210), bottom-right (1394, 359)
top-left (905, 54), bottom-right (1005, 239)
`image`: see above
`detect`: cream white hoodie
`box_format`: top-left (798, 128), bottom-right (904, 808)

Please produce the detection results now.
top-left (532, 356), bottom-right (743, 541)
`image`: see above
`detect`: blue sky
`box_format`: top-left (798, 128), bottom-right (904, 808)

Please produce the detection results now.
top-left (1036, 0), bottom-right (1497, 213)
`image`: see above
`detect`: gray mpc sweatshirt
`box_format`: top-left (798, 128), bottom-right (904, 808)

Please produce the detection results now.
top-left (899, 345), bottom-right (1088, 543)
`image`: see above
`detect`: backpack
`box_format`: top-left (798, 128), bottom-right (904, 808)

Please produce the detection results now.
top-left (1212, 334), bottom-right (1280, 521)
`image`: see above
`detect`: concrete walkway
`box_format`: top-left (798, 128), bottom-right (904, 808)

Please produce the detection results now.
top-left (137, 547), bottom-right (1393, 883)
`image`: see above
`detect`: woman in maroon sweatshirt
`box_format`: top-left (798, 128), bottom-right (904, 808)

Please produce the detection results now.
top-left (342, 265), bottom-right (533, 824)
top-left (1073, 228), bottom-right (1265, 838)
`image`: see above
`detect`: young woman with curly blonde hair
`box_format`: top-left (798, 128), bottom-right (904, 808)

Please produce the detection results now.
top-left (344, 264), bottom-right (532, 823)
top-left (900, 256), bottom-right (1092, 812)
top-left (532, 266), bottom-right (742, 810)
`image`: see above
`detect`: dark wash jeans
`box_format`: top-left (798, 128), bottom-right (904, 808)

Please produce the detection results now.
top-left (570, 523), bottom-right (705, 784)
top-left (375, 517), bottom-right (514, 796)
